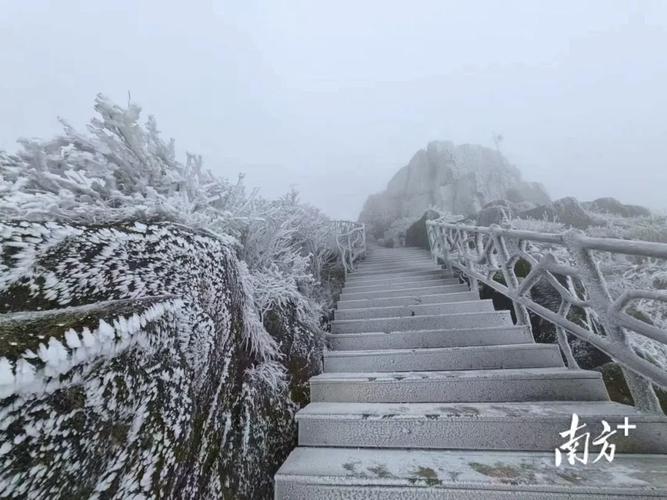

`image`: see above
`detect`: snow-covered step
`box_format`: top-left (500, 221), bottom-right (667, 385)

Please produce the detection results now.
top-left (327, 325), bottom-right (532, 351)
top-left (337, 291), bottom-right (478, 310)
top-left (356, 260), bottom-right (436, 270)
top-left (353, 263), bottom-right (441, 274)
top-left (297, 401), bottom-right (667, 452)
top-left (358, 256), bottom-right (434, 264)
top-left (366, 252), bottom-right (432, 259)
top-left (364, 250), bottom-right (431, 258)
top-left (331, 310), bottom-right (513, 334)
top-left (323, 344), bottom-right (563, 372)
top-left (359, 251), bottom-right (432, 260)
top-left (360, 261), bottom-right (435, 267)
top-left (334, 299), bottom-right (493, 320)
top-left (310, 367), bottom-right (609, 403)
top-left (340, 283), bottom-right (469, 301)
top-left (275, 243), bottom-right (667, 499)
top-left (343, 277), bottom-right (460, 293)
top-left (346, 269), bottom-right (450, 285)
top-left (368, 248), bottom-right (431, 255)
top-left (275, 447), bottom-right (667, 499)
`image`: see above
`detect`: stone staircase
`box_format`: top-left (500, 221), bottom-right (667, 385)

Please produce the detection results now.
top-left (275, 246), bottom-right (667, 499)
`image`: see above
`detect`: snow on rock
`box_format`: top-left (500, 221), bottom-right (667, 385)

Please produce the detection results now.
top-left (359, 140), bottom-right (550, 238)
top-left (0, 220), bottom-right (300, 499)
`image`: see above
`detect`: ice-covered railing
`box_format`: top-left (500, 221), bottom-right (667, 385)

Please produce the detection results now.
top-left (426, 219), bottom-right (667, 414)
top-left (331, 220), bottom-right (366, 275)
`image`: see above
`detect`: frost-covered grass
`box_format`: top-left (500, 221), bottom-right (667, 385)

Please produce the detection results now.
top-left (506, 216), bottom-right (566, 234)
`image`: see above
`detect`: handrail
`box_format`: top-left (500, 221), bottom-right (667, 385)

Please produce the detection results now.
top-left (331, 220), bottom-right (366, 275)
top-left (426, 219), bottom-right (667, 414)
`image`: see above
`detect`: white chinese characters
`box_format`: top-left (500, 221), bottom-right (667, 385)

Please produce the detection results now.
top-left (555, 414), bottom-right (636, 466)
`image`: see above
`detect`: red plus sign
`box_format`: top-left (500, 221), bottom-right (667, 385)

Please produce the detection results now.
top-left (617, 417), bottom-right (636, 436)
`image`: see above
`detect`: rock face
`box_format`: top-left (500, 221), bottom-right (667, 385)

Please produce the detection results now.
top-left (359, 141), bottom-right (549, 237)
top-left (519, 197), bottom-right (597, 230)
top-left (587, 197), bottom-right (652, 218)
top-left (405, 209), bottom-right (442, 249)
top-left (0, 221), bottom-right (302, 499)
top-left (476, 200), bottom-right (515, 227)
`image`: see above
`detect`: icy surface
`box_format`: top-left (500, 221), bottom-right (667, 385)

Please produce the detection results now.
top-left (0, 221), bottom-right (300, 498)
top-left (277, 447), bottom-right (667, 493)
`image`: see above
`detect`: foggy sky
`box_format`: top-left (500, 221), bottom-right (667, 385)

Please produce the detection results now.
top-left (2, 1), bottom-right (666, 219)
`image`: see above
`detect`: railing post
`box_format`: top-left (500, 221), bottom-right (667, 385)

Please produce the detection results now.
top-left (439, 226), bottom-right (450, 271)
top-left (491, 225), bottom-right (533, 334)
top-left (556, 300), bottom-right (579, 369)
top-left (427, 222), bottom-right (441, 265)
top-left (563, 230), bottom-right (661, 414)
top-left (332, 220), bottom-right (366, 277)
top-left (361, 223), bottom-right (367, 259)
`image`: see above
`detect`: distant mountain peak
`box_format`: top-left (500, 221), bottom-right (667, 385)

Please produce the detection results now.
top-left (359, 141), bottom-right (549, 237)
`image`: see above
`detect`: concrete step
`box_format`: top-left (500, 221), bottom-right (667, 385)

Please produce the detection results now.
top-left (356, 260), bottom-right (436, 268)
top-left (331, 310), bottom-right (513, 334)
top-left (360, 254), bottom-right (434, 262)
top-left (337, 291), bottom-right (479, 310)
top-left (334, 299), bottom-right (493, 320)
top-left (275, 447), bottom-right (667, 499)
top-left (323, 344), bottom-right (563, 372)
top-left (360, 255), bottom-right (437, 267)
top-left (357, 252), bottom-right (436, 260)
top-left (366, 251), bottom-right (431, 258)
top-left (327, 325), bottom-right (533, 350)
top-left (352, 264), bottom-right (442, 276)
top-left (368, 248), bottom-right (430, 253)
top-left (340, 283), bottom-right (469, 301)
top-left (344, 277), bottom-right (460, 293)
top-left (346, 269), bottom-right (450, 285)
top-left (357, 259), bottom-right (435, 268)
top-left (297, 401), bottom-right (667, 453)
top-left (310, 367), bottom-right (609, 403)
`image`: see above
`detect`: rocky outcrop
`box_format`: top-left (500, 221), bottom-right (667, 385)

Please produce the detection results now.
top-left (0, 221), bottom-right (308, 499)
top-left (405, 209), bottom-right (442, 249)
top-left (586, 197), bottom-right (652, 218)
top-left (476, 200), bottom-right (515, 227)
top-left (518, 197), bottom-right (596, 230)
top-left (359, 141), bottom-right (549, 237)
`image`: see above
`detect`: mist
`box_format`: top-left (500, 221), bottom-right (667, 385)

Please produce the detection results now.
top-left (2, 0), bottom-right (666, 219)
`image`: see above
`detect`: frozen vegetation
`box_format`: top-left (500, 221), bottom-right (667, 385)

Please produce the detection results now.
top-left (2, 95), bottom-right (666, 497)
top-left (0, 96), bottom-right (343, 498)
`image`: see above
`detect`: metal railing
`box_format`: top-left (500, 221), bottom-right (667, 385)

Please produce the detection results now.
top-left (331, 220), bottom-right (366, 275)
top-left (426, 219), bottom-right (667, 414)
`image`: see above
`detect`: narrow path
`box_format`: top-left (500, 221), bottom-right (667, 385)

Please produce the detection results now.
top-left (275, 246), bottom-right (667, 499)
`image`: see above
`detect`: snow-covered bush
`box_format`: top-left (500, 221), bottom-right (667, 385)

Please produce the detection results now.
top-left (0, 93), bottom-right (340, 352)
top-left (0, 96), bottom-right (343, 498)
top-left (1, 96), bottom-right (254, 237)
